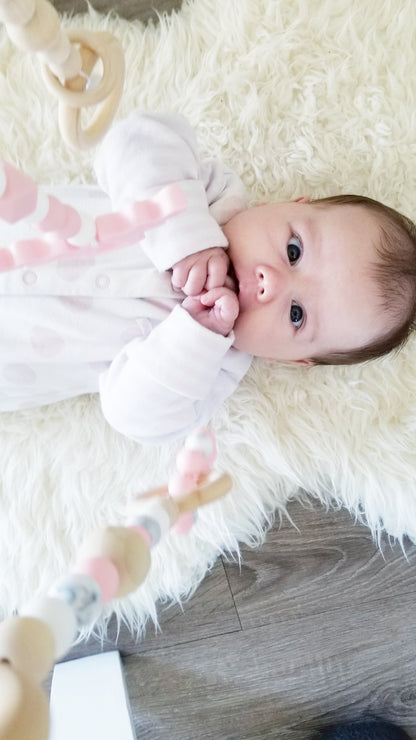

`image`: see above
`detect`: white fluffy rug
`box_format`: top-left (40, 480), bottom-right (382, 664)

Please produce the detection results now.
top-left (1, 0), bottom-right (416, 636)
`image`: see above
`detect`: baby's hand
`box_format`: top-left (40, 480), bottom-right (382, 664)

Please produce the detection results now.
top-left (171, 247), bottom-right (230, 296)
top-left (182, 286), bottom-right (239, 336)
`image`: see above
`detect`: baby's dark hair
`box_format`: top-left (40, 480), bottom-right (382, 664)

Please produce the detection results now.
top-left (309, 194), bottom-right (416, 365)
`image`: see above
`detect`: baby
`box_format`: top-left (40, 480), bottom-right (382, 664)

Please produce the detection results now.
top-left (0, 112), bottom-right (415, 444)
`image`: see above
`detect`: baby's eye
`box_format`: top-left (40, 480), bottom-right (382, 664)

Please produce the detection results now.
top-left (287, 235), bottom-right (302, 265)
top-left (290, 302), bottom-right (304, 328)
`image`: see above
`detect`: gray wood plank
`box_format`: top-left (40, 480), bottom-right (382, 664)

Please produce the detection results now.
top-left (223, 501), bottom-right (416, 630)
top-left (121, 501), bottom-right (416, 739)
top-left (61, 556), bottom-right (240, 662)
top-left (124, 599), bottom-right (416, 739)
top-left (50, 0), bottom-right (183, 21)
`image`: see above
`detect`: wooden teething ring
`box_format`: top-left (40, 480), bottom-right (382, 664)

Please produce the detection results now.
top-left (41, 29), bottom-right (125, 150)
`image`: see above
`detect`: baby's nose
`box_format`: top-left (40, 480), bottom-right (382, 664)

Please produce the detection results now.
top-left (256, 265), bottom-right (281, 302)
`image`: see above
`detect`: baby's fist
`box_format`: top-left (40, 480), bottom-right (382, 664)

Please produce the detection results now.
top-left (171, 247), bottom-right (230, 296)
top-left (182, 286), bottom-right (239, 336)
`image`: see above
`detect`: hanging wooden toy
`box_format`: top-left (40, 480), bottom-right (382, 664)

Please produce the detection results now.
top-left (0, 427), bottom-right (232, 739)
top-left (0, 0), bottom-right (125, 149)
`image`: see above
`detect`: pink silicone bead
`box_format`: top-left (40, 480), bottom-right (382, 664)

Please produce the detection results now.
top-left (176, 448), bottom-right (211, 477)
top-left (171, 511), bottom-right (195, 535)
top-left (0, 162), bottom-right (38, 222)
top-left (168, 470), bottom-right (199, 497)
top-left (185, 427), bottom-right (216, 463)
top-left (37, 195), bottom-right (82, 239)
top-left (73, 556), bottom-right (120, 604)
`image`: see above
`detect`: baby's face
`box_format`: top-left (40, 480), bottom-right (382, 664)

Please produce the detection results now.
top-left (223, 201), bottom-right (390, 362)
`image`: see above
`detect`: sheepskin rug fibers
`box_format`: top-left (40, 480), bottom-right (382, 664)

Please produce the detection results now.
top-left (0, 0), bottom-right (415, 636)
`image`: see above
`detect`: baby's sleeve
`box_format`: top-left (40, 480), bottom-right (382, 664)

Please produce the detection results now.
top-left (94, 112), bottom-right (246, 270)
top-left (98, 305), bottom-right (251, 444)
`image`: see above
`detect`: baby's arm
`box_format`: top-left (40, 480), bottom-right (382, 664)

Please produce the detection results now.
top-left (95, 112), bottom-right (247, 271)
top-left (99, 305), bottom-right (251, 444)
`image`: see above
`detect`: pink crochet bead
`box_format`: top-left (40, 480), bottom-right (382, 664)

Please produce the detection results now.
top-left (176, 448), bottom-right (211, 477)
top-left (73, 556), bottom-right (120, 604)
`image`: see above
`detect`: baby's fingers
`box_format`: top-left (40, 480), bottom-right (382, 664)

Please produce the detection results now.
top-left (205, 251), bottom-right (230, 290)
top-left (172, 262), bottom-right (206, 295)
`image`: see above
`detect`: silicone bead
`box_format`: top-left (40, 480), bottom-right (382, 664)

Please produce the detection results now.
top-left (47, 42), bottom-right (82, 83)
top-left (185, 427), bottom-right (216, 462)
top-left (125, 497), bottom-right (176, 538)
top-left (171, 511), bottom-right (196, 535)
top-left (0, 616), bottom-right (55, 683)
top-left (20, 596), bottom-right (77, 660)
top-left (72, 556), bottom-right (119, 604)
top-left (6, 0), bottom-right (60, 53)
top-left (0, 0), bottom-right (36, 25)
top-left (78, 526), bottom-right (151, 598)
top-left (168, 470), bottom-right (198, 535)
top-left (168, 469), bottom-right (199, 496)
top-left (0, 662), bottom-right (49, 740)
top-left (175, 448), bottom-right (211, 477)
top-left (39, 28), bottom-right (71, 66)
top-left (48, 573), bottom-right (103, 627)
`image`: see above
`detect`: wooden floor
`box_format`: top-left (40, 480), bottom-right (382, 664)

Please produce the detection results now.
top-left (60, 500), bottom-right (416, 739)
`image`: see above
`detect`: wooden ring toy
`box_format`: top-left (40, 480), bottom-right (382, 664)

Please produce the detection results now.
top-left (41, 30), bottom-right (125, 149)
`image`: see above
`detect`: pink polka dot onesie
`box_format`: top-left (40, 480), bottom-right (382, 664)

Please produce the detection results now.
top-left (0, 114), bottom-right (252, 444)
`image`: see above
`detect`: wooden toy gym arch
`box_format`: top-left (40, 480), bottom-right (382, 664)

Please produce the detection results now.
top-left (0, 3), bottom-right (234, 737)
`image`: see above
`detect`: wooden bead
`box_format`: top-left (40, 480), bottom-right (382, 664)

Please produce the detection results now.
top-left (21, 596), bottom-right (77, 660)
top-left (39, 28), bottom-right (71, 66)
top-left (47, 43), bottom-right (82, 84)
top-left (0, 616), bottom-right (55, 684)
top-left (7, 0), bottom-right (60, 53)
top-left (176, 472), bottom-right (232, 513)
top-left (0, 662), bottom-right (49, 740)
top-left (0, 0), bottom-right (36, 25)
top-left (78, 527), bottom-right (151, 598)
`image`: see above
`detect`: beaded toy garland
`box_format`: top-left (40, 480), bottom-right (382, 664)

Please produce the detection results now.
top-left (0, 427), bottom-right (232, 739)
